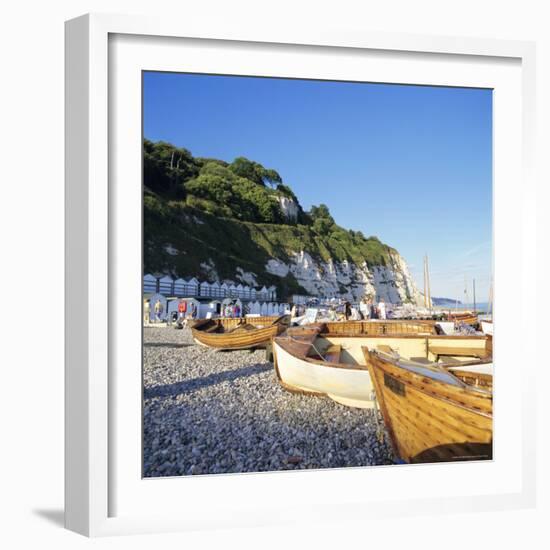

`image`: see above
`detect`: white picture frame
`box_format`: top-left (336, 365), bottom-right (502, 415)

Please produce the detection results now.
top-left (65, 13), bottom-right (537, 537)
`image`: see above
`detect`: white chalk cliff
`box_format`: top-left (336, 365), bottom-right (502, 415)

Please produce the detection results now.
top-left (265, 250), bottom-right (423, 304)
top-left (277, 196), bottom-right (299, 222)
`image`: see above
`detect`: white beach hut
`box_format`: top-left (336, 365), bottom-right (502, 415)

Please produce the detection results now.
top-left (210, 281), bottom-right (221, 298)
top-left (173, 278), bottom-right (187, 296)
top-left (167, 297), bottom-right (200, 320)
top-left (165, 297), bottom-right (181, 323)
top-left (258, 286), bottom-right (268, 301)
top-left (250, 287), bottom-right (257, 300)
top-left (200, 300), bottom-right (222, 319)
top-left (260, 302), bottom-right (268, 315)
top-left (229, 284), bottom-right (237, 298)
top-left (200, 281), bottom-right (211, 298)
top-left (143, 273), bottom-right (157, 294)
top-left (158, 275), bottom-right (174, 296)
top-left (236, 284), bottom-right (244, 298)
top-left (249, 301), bottom-right (261, 315)
top-left (220, 282), bottom-right (229, 298)
top-left (186, 277), bottom-right (199, 296)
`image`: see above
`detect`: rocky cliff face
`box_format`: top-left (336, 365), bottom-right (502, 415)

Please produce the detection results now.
top-left (277, 196), bottom-right (299, 222)
top-left (265, 250), bottom-right (423, 304)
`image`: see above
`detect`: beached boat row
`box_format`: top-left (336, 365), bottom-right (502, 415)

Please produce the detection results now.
top-left (187, 316), bottom-right (493, 464)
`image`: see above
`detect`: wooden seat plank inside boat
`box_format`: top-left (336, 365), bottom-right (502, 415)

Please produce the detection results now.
top-left (429, 345), bottom-right (487, 358)
top-left (376, 345), bottom-right (395, 354)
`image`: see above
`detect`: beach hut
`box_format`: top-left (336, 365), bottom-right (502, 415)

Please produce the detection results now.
top-left (220, 282), bottom-right (229, 298)
top-left (258, 286), bottom-right (268, 301)
top-left (158, 275), bottom-right (173, 296)
top-left (260, 302), bottom-right (268, 315)
top-left (228, 284), bottom-right (237, 298)
top-left (241, 286), bottom-right (251, 300)
top-left (210, 281), bottom-right (221, 298)
top-left (148, 293), bottom-right (168, 322)
top-left (250, 287), bottom-right (256, 300)
top-left (143, 273), bottom-right (157, 294)
top-left (165, 297), bottom-right (181, 323)
top-left (249, 301), bottom-right (261, 315)
top-left (236, 284), bottom-right (244, 298)
top-left (173, 278), bottom-right (187, 296)
top-left (200, 281), bottom-right (211, 298)
top-left (186, 277), bottom-right (199, 296)
top-left (167, 297), bottom-right (199, 321)
top-left (200, 300), bottom-right (222, 319)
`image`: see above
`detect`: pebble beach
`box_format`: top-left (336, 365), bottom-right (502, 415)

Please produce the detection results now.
top-left (143, 326), bottom-right (395, 477)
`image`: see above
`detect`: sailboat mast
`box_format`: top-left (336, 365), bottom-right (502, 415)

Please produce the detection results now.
top-left (426, 254), bottom-right (431, 312)
top-left (423, 255), bottom-right (427, 308)
top-left (473, 278), bottom-right (477, 313)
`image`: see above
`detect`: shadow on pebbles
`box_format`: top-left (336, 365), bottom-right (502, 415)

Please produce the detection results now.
top-left (143, 326), bottom-right (394, 477)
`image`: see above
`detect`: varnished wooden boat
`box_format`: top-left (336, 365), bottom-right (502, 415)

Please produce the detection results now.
top-left (192, 315), bottom-right (290, 350)
top-left (445, 312), bottom-right (478, 325)
top-left (363, 347), bottom-right (492, 463)
top-left (272, 320), bottom-right (491, 409)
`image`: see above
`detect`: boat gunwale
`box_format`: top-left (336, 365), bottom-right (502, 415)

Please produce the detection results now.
top-left (364, 348), bottom-right (493, 406)
top-left (273, 327), bottom-right (490, 373)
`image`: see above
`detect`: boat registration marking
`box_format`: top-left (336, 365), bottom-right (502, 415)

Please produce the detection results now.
top-left (384, 373), bottom-right (406, 397)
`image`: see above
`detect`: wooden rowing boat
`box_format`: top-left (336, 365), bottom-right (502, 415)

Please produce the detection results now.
top-left (445, 312), bottom-right (478, 325)
top-left (363, 347), bottom-right (492, 463)
top-left (272, 321), bottom-right (491, 409)
top-left (191, 315), bottom-right (290, 350)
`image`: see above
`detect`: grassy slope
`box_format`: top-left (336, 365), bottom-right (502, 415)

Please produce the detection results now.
top-left (144, 193), bottom-right (396, 297)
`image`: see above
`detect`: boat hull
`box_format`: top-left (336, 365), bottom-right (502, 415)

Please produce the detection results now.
top-left (272, 340), bottom-right (375, 409)
top-left (191, 316), bottom-right (288, 350)
top-left (364, 349), bottom-right (493, 463)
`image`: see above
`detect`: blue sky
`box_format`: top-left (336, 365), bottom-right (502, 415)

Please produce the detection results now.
top-left (143, 72), bottom-right (493, 302)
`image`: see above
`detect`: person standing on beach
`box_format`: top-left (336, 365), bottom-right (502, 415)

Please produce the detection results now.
top-left (370, 298), bottom-right (378, 319)
top-left (153, 299), bottom-right (162, 322)
top-left (344, 301), bottom-right (352, 321)
top-left (144, 300), bottom-right (150, 325)
top-left (359, 298), bottom-right (369, 320)
top-left (378, 298), bottom-right (387, 320)
top-left (177, 299), bottom-right (187, 321)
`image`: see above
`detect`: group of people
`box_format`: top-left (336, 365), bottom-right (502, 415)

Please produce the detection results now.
top-left (144, 298), bottom-right (199, 325)
top-left (177, 299), bottom-right (197, 321)
top-left (343, 297), bottom-right (388, 321)
top-left (359, 297), bottom-right (387, 320)
top-left (145, 294), bottom-right (390, 325)
top-left (222, 302), bottom-right (242, 318)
